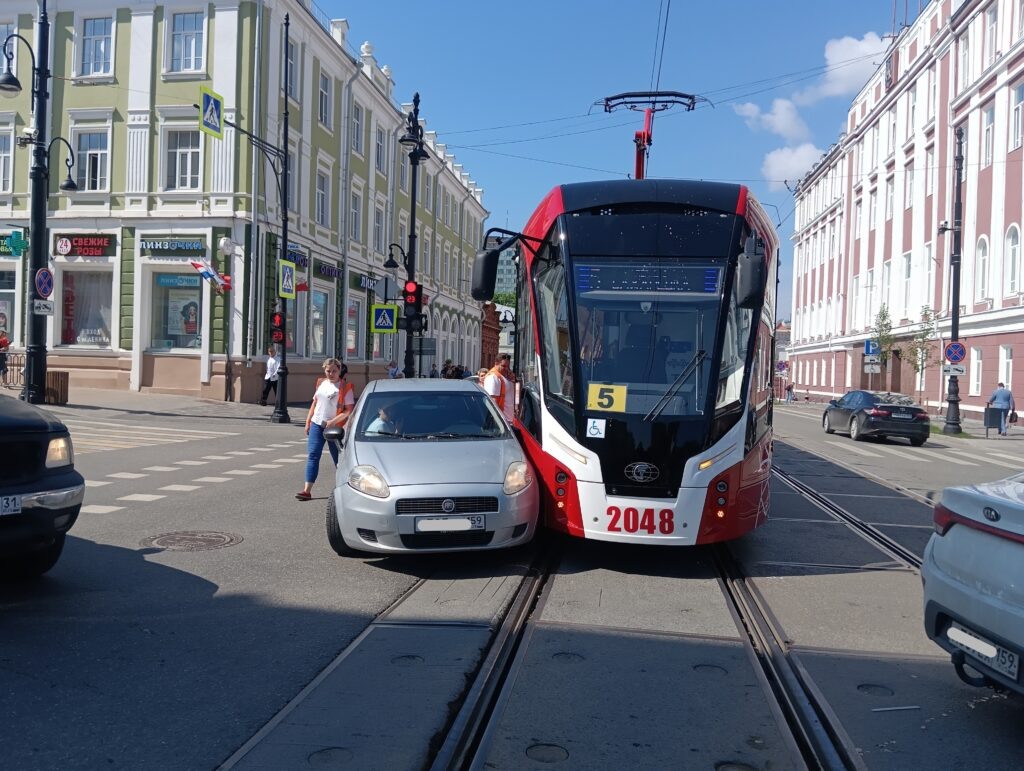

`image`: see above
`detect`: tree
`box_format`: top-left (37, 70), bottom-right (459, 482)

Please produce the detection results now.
top-left (492, 290), bottom-right (516, 308)
top-left (870, 304), bottom-right (897, 391)
top-left (903, 305), bottom-right (939, 403)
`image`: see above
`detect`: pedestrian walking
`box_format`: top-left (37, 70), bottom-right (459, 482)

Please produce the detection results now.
top-left (259, 345), bottom-right (280, 405)
top-left (987, 382), bottom-right (1016, 436)
top-left (386, 359), bottom-right (400, 379)
top-left (429, 363), bottom-right (439, 378)
top-left (483, 354), bottom-right (515, 423)
top-left (785, 383), bottom-right (794, 403)
top-left (0, 327), bottom-right (9, 386)
top-left (297, 359), bottom-right (355, 501)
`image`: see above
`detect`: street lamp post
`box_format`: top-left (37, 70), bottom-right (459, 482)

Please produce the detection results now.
top-left (943, 126), bottom-right (965, 434)
top-left (0, 1), bottom-right (79, 404)
top-left (398, 93), bottom-right (429, 379)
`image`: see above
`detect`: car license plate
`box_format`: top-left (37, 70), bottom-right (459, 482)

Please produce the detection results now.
top-left (415, 515), bottom-right (485, 533)
top-left (891, 412), bottom-right (912, 420)
top-left (0, 494), bottom-right (22, 515)
top-left (947, 622), bottom-right (1019, 680)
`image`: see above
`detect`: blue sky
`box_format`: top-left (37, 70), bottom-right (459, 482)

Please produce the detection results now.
top-left (324, 1), bottom-right (916, 317)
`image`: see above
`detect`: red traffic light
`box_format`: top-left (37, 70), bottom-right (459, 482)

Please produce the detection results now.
top-left (404, 280), bottom-right (418, 305)
top-left (270, 330), bottom-right (285, 343)
top-left (270, 312), bottom-right (285, 328)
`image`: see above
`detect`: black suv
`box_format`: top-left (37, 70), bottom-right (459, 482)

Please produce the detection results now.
top-left (1, 397), bottom-right (84, 578)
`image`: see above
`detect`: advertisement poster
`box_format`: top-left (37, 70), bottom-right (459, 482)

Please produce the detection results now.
top-left (0, 298), bottom-right (10, 334)
top-left (166, 289), bottom-right (199, 337)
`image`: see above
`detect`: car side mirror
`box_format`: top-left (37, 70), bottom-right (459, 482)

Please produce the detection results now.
top-left (323, 426), bottom-right (345, 443)
top-left (828, 399), bottom-right (839, 407)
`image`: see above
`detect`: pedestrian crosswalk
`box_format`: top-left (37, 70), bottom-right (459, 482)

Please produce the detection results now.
top-left (65, 419), bottom-right (239, 455)
top-left (824, 438), bottom-right (1024, 470)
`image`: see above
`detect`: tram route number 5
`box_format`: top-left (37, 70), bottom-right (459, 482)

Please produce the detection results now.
top-left (587, 383), bottom-right (628, 412)
top-left (607, 506), bottom-right (675, 534)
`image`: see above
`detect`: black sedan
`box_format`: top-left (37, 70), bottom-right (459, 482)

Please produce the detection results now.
top-left (822, 390), bottom-right (930, 446)
top-left (0, 396), bottom-right (84, 578)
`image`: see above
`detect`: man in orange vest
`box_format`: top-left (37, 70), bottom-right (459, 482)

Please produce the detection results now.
top-left (483, 354), bottom-right (515, 423)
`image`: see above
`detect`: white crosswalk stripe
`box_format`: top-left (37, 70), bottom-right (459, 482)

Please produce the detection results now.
top-left (986, 451), bottom-right (1024, 464)
top-left (825, 440), bottom-right (883, 457)
top-left (870, 445), bottom-right (928, 462)
top-left (912, 447), bottom-right (978, 466)
top-left (948, 449), bottom-right (1023, 470)
top-left (65, 419), bottom-right (238, 455)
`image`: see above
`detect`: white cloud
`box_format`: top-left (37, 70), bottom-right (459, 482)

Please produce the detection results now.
top-left (793, 32), bottom-right (888, 105)
top-left (761, 144), bottom-right (824, 191)
top-left (734, 98), bottom-right (809, 142)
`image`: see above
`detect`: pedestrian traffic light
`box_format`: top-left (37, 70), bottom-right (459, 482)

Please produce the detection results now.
top-left (403, 280), bottom-right (423, 317)
top-left (270, 310), bottom-right (285, 344)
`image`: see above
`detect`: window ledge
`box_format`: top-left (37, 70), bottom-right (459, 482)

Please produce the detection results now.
top-left (71, 74), bottom-right (115, 86)
top-left (161, 70), bottom-right (207, 81)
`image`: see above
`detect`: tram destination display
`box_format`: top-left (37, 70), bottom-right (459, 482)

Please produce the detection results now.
top-left (575, 260), bottom-right (722, 294)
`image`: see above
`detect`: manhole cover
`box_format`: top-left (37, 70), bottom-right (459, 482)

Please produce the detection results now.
top-left (525, 743), bottom-right (569, 763)
top-left (140, 531), bottom-right (244, 551)
top-left (693, 664), bottom-right (729, 676)
top-left (857, 683), bottom-right (895, 697)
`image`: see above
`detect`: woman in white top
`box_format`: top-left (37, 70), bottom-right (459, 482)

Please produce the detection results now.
top-left (296, 358), bottom-right (355, 500)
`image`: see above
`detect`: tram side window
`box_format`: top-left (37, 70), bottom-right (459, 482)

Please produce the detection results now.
top-left (516, 267), bottom-right (542, 441)
top-left (716, 280), bottom-right (754, 410)
top-left (534, 254), bottom-right (575, 430)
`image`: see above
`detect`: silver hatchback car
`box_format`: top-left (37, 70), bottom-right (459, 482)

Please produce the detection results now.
top-left (325, 379), bottom-right (539, 555)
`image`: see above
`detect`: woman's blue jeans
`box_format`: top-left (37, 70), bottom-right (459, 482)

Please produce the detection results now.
top-left (305, 422), bottom-right (339, 484)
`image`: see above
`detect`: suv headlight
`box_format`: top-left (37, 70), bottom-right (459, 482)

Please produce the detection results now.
top-left (348, 465), bottom-right (390, 498)
top-left (45, 436), bottom-right (74, 468)
top-left (503, 461), bottom-right (532, 495)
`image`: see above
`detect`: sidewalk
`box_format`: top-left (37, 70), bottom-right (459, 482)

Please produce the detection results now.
top-left (0, 386), bottom-right (310, 423)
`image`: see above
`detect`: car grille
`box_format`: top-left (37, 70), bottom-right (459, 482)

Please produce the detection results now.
top-left (400, 532), bottom-right (495, 549)
top-left (0, 438), bottom-right (46, 485)
top-left (395, 497), bottom-right (499, 515)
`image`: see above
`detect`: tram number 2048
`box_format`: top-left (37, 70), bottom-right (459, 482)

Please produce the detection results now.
top-left (606, 506), bottom-right (675, 535)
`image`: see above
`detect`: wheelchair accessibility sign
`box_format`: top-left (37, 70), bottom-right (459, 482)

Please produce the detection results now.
top-left (371, 304), bottom-right (399, 334)
top-left (586, 418), bottom-right (606, 438)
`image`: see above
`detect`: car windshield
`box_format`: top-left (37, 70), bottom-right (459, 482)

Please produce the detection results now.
top-left (356, 391), bottom-right (508, 440)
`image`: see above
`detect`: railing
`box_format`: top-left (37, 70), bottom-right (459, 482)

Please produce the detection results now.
top-left (302, 0), bottom-right (331, 34)
top-left (2, 352), bottom-right (25, 388)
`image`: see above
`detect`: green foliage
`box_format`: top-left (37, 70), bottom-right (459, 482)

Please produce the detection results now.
top-left (903, 306), bottom-right (939, 403)
top-left (872, 304), bottom-right (898, 365)
top-left (492, 291), bottom-right (516, 308)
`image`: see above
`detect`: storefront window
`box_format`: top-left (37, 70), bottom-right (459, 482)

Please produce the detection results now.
top-left (60, 271), bottom-right (112, 346)
top-left (0, 268), bottom-right (15, 340)
top-left (310, 289), bottom-right (329, 357)
top-left (150, 273), bottom-right (202, 349)
top-left (347, 296), bottom-right (363, 360)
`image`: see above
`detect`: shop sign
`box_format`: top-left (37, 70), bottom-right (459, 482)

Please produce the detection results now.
top-left (53, 233), bottom-right (117, 257)
top-left (315, 260), bottom-right (341, 279)
top-left (156, 274), bottom-right (201, 288)
top-left (287, 243), bottom-right (309, 268)
top-left (350, 271), bottom-right (379, 291)
top-left (139, 236), bottom-right (208, 257)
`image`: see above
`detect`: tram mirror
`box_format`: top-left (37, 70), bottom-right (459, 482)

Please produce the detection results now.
top-left (471, 247), bottom-right (499, 301)
top-left (736, 252), bottom-right (765, 309)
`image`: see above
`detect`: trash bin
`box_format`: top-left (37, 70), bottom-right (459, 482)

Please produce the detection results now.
top-left (44, 370), bottom-right (69, 405)
top-left (983, 406), bottom-right (1004, 437)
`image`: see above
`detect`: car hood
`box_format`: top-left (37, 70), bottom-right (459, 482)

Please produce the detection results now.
top-left (353, 438), bottom-right (524, 486)
top-left (0, 397), bottom-right (66, 433)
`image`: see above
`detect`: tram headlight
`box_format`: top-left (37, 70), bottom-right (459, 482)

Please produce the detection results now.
top-left (503, 462), bottom-right (532, 495)
top-left (348, 465), bottom-right (390, 498)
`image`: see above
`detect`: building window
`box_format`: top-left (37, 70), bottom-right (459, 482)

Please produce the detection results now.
top-left (925, 147), bottom-right (935, 195)
top-left (315, 172), bottom-right (329, 226)
top-left (970, 347), bottom-right (983, 395)
top-left (905, 166), bottom-right (914, 208)
top-left (165, 129), bottom-right (200, 190)
top-left (903, 252), bottom-right (912, 314)
top-left (885, 178), bottom-right (894, 219)
top-left (887, 108), bottom-right (896, 155)
top-left (350, 191), bottom-right (362, 243)
top-left (925, 242), bottom-right (934, 304)
top-left (1001, 346), bottom-right (1013, 390)
top-left (0, 23), bottom-right (12, 76)
top-left (869, 190), bottom-right (877, 228)
top-left (351, 103), bottom-right (363, 154)
top-left (0, 132), bottom-right (10, 193)
top-left (150, 273), bottom-right (202, 349)
top-left (986, 6), bottom-right (999, 67)
top-left (1012, 83), bottom-right (1024, 150)
top-left (907, 84), bottom-right (916, 137)
top-left (60, 271), bottom-right (112, 346)
top-left (375, 127), bottom-right (386, 174)
top-left (81, 17), bottom-right (112, 76)
top-left (928, 64), bottom-right (937, 120)
top-left (373, 206), bottom-right (384, 253)
top-left (318, 73), bottom-right (331, 127)
top-left (0, 267), bottom-right (14, 341)
top-left (170, 12), bottom-right (204, 73)
top-left (346, 296), bottom-right (363, 360)
top-left (983, 106), bottom-right (994, 166)
top-left (1007, 225), bottom-right (1020, 294)
top-left (424, 174), bottom-right (432, 212)
top-left (854, 201), bottom-right (862, 235)
top-left (310, 288), bottom-right (331, 357)
top-left (976, 238), bottom-right (990, 300)
top-left (287, 150), bottom-right (296, 209)
top-left (959, 33), bottom-right (971, 91)
top-left (76, 131), bottom-right (109, 191)
top-left (399, 150), bottom-right (408, 191)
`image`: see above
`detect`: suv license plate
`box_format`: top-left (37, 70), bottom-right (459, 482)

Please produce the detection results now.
top-left (1, 494), bottom-right (23, 515)
top-left (416, 515), bottom-right (485, 533)
top-left (948, 622), bottom-right (1019, 680)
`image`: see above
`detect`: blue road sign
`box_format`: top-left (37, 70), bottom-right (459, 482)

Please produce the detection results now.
top-left (864, 339), bottom-right (880, 355)
top-left (371, 304), bottom-right (399, 334)
top-left (199, 86), bottom-right (224, 139)
top-left (945, 341), bottom-right (967, 363)
top-left (35, 268), bottom-right (53, 299)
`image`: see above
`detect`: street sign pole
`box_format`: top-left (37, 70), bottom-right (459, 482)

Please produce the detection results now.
top-left (944, 127), bottom-right (965, 434)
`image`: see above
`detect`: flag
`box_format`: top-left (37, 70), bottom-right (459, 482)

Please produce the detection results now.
top-left (190, 260), bottom-right (227, 289)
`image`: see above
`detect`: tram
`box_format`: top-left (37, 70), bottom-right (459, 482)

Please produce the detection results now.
top-left (472, 180), bottom-right (778, 544)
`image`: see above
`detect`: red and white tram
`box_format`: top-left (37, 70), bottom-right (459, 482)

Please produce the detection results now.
top-left (473, 180), bottom-right (778, 544)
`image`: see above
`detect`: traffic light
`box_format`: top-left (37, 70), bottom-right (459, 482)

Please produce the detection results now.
top-left (270, 310), bottom-right (285, 344)
top-left (403, 280), bottom-right (422, 317)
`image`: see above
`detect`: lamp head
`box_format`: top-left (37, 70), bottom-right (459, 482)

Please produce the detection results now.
top-left (383, 246), bottom-right (400, 270)
top-left (0, 70), bottom-right (21, 97)
top-left (59, 172), bottom-right (78, 193)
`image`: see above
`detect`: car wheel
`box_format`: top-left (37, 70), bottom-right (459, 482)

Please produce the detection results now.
top-left (850, 416), bottom-right (864, 441)
top-left (823, 413), bottom-right (835, 434)
top-left (910, 436), bottom-right (926, 447)
top-left (2, 536), bottom-right (65, 580)
top-left (326, 493), bottom-right (358, 557)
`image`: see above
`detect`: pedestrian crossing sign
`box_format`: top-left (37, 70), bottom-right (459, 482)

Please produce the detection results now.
top-left (371, 304), bottom-right (399, 334)
top-left (279, 260), bottom-right (296, 299)
top-left (199, 86), bottom-right (224, 139)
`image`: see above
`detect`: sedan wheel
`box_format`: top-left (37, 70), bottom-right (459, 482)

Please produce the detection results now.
top-left (823, 413), bottom-right (835, 434)
top-left (326, 494), bottom-right (358, 557)
top-left (910, 436), bottom-right (926, 447)
top-left (850, 416), bottom-right (864, 441)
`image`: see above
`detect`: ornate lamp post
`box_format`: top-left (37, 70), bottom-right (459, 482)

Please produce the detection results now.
top-left (0, 0), bottom-right (79, 404)
top-left (942, 127), bottom-right (965, 434)
top-left (396, 93), bottom-right (429, 379)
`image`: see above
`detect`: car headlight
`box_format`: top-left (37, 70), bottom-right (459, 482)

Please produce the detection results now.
top-left (503, 461), bottom-right (532, 495)
top-left (348, 465), bottom-right (390, 498)
top-left (45, 436), bottom-right (74, 468)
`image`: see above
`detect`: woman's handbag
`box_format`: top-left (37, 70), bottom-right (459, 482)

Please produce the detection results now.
top-left (1010, 411), bottom-right (1019, 424)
